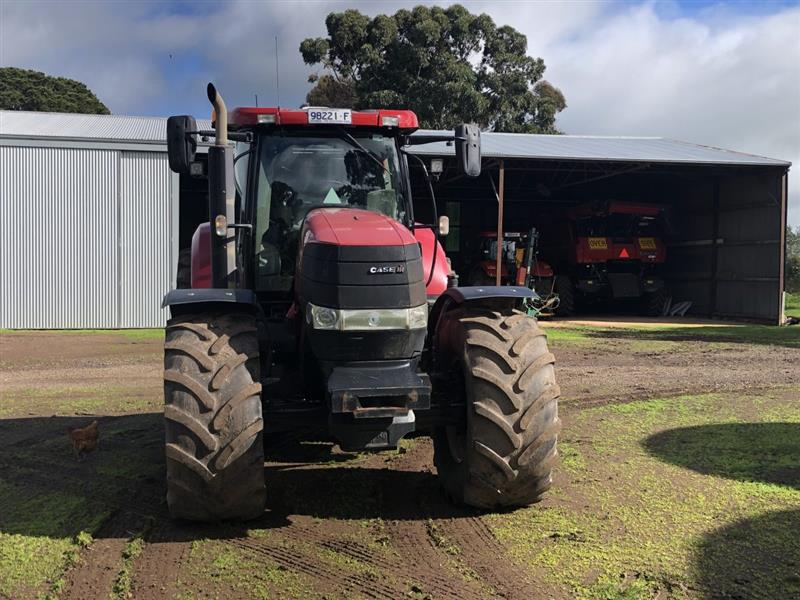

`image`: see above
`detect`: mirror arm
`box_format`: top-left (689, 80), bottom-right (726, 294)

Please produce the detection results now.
top-left (402, 134), bottom-right (461, 146)
top-left (407, 153), bottom-right (440, 287)
top-left (193, 130), bottom-right (253, 143)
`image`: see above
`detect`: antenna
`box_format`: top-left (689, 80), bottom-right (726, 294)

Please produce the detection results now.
top-left (275, 36), bottom-right (281, 107)
top-left (254, 93), bottom-right (258, 107)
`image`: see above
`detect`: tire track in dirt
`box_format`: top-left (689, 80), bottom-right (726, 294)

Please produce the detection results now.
top-left (383, 444), bottom-right (544, 600)
top-left (63, 537), bottom-right (126, 599)
top-left (129, 522), bottom-right (191, 600)
top-left (439, 514), bottom-right (543, 599)
top-left (61, 511), bottom-right (145, 600)
top-left (229, 536), bottom-right (401, 599)
top-left (282, 518), bottom-right (483, 599)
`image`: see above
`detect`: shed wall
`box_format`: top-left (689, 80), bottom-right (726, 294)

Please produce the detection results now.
top-left (0, 145), bottom-right (175, 328)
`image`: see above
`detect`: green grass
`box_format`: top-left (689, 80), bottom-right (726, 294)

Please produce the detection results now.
top-left (786, 292), bottom-right (800, 315)
top-left (112, 537), bottom-right (145, 599)
top-left (545, 321), bottom-right (799, 349)
top-left (0, 384), bottom-right (160, 417)
top-left (185, 539), bottom-right (314, 599)
top-left (487, 389), bottom-right (800, 599)
top-left (0, 481), bottom-right (109, 599)
top-left (0, 412), bottom-right (163, 598)
top-left (542, 327), bottom-right (591, 345)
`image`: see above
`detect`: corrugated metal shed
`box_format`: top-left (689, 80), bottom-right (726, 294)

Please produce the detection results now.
top-left (1, 146), bottom-right (120, 328)
top-left (0, 113), bottom-right (180, 329)
top-left (410, 129), bottom-right (791, 167)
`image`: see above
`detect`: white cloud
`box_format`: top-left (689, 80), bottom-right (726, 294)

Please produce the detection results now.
top-left (1, 0), bottom-right (798, 224)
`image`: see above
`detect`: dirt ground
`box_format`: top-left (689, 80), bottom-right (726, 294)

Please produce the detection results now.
top-left (0, 323), bottom-right (798, 599)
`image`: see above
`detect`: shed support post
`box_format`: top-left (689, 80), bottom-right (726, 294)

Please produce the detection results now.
top-left (709, 177), bottom-right (720, 317)
top-left (496, 160), bottom-right (505, 286)
top-left (778, 170), bottom-right (788, 324)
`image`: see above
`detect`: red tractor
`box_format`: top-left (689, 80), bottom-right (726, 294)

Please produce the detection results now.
top-left (544, 201), bottom-right (668, 316)
top-left (162, 84), bottom-right (560, 521)
top-left (468, 230), bottom-right (558, 315)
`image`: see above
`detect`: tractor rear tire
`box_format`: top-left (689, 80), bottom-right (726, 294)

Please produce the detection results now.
top-left (642, 288), bottom-right (667, 317)
top-left (163, 312), bottom-right (266, 522)
top-left (555, 275), bottom-right (575, 316)
top-left (433, 308), bottom-right (561, 509)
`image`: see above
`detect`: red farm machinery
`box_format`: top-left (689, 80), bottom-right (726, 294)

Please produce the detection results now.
top-left (162, 84), bottom-right (561, 521)
top-left (468, 230), bottom-right (559, 316)
top-left (543, 201), bottom-right (668, 316)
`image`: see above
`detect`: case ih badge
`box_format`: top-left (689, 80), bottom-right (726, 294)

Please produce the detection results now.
top-left (369, 264), bottom-right (405, 274)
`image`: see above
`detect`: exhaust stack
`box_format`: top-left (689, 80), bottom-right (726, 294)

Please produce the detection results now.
top-left (206, 83), bottom-right (236, 288)
top-left (207, 83), bottom-right (228, 146)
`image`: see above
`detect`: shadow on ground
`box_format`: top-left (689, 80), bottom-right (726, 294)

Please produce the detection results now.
top-left (645, 423), bottom-right (800, 597)
top-left (263, 462), bottom-right (473, 521)
top-left (643, 422), bottom-right (800, 489)
top-left (0, 415), bottom-right (467, 545)
top-left (693, 509), bottom-right (800, 598)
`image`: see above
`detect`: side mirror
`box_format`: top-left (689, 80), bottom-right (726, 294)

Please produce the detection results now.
top-left (455, 123), bottom-right (481, 177)
top-left (167, 115), bottom-right (197, 174)
top-left (438, 215), bottom-right (450, 236)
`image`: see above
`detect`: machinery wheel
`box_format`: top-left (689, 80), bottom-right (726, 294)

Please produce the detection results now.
top-left (554, 275), bottom-right (575, 316)
top-left (642, 288), bottom-right (667, 317)
top-left (433, 308), bottom-right (561, 509)
top-left (164, 311), bottom-right (266, 521)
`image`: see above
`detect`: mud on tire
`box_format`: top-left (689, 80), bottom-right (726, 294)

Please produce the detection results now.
top-left (164, 312), bottom-right (266, 521)
top-left (434, 308), bottom-right (561, 509)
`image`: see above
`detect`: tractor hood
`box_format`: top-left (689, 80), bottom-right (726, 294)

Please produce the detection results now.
top-left (302, 207), bottom-right (418, 247)
top-left (296, 207), bottom-right (426, 311)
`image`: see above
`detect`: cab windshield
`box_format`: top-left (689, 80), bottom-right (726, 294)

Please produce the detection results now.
top-left (253, 131), bottom-right (405, 291)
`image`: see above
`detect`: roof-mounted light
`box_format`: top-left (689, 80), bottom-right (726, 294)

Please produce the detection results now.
top-left (257, 114), bottom-right (276, 124)
top-left (381, 115), bottom-right (400, 127)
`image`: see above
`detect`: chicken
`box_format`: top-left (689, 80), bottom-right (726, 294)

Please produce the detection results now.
top-left (68, 420), bottom-right (99, 461)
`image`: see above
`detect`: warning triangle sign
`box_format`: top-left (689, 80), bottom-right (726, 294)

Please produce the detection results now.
top-left (619, 248), bottom-right (630, 259)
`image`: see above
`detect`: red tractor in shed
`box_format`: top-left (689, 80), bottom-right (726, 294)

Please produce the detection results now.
top-left (468, 230), bottom-right (559, 315)
top-left (544, 201), bottom-right (668, 316)
top-left (163, 84), bottom-right (560, 521)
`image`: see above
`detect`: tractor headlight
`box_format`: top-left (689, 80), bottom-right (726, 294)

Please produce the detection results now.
top-left (307, 303), bottom-right (427, 331)
top-left (311, 305), bottom-right (339, 330)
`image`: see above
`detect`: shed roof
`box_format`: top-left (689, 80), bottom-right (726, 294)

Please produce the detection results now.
top-left (0, 111), bottom-right (790, 167)
top-left (411, 129), bottom-right (791, 167)
top-left (0, 111), bottom-right (213, 144)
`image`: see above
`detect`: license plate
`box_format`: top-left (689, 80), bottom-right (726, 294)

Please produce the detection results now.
top-left (308, 109), bottom-right (352, 124)
top-left (588, 237), bottom-right (608, 250)
top-left (638, 237), bottom-right (657, 250)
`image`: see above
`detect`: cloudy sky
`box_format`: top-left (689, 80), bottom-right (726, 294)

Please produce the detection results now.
top-left (2, 0), bottom-right (799, 224)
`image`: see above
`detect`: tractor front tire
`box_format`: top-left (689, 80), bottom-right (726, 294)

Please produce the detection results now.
top-left (433, 308), bottom-right (561, 509)
top-left (555, 275), bottom-right (575, 316)
top-left (164, 312), bottom-right (266, 521)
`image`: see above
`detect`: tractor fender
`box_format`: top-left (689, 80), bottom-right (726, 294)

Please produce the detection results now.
top-left (161, 288), bottom-right (259, 317)
top-left (427, 285), bottom-right (537, 342)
